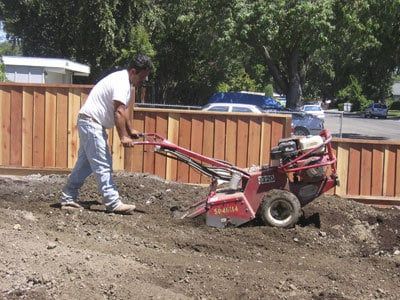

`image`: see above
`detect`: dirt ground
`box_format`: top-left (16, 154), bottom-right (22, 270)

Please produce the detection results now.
top-left (0, 172), bottom-right (399, 300)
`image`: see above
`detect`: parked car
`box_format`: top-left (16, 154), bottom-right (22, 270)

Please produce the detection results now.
top-left (202, 104), bottom-right (324, 136)
top-left (278, 111), bottom-right (324, 136)
top-left (300, 104), bottom-right (325, 119)
top-left (208, 92), bottom-right (283, 111)
top-left (201, 103), bottom-right (264, 113)
top-left (364, 103), bottom-right (388, 119)
top-left (291, 112), bottom-right (324, 136)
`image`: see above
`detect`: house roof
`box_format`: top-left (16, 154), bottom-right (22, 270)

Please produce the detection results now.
top-left (2, 55), bottom-right (90, 76)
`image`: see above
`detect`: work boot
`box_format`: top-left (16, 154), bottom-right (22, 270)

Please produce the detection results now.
top-left (60, 201), bottom-right (84, 210)
top-left (110, 202), bottom-right (136, 215)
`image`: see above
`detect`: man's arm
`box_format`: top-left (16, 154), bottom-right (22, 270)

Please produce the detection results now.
top-left (113, 100), bottom-right (140, 147)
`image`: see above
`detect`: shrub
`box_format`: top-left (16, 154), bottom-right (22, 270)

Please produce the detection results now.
top-left (337, 103), bottom-right (344, 111)
top-left (390, 101), bottom-right (400, 110)
top-left (336, 75), bottom-right (371, 111)
top-left (264, 84), bottom-right (274, 97)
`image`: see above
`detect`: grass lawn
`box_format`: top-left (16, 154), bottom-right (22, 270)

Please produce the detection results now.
top-left (388, 110), bottom-right (400, 117)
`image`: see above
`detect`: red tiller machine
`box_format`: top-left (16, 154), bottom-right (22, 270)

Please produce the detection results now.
top-left (131, 130), bottom-right (338, 228)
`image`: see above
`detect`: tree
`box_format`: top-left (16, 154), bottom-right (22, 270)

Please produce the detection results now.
top-left (329, 0), bottom-right (400, 102)
top-left (234, 0), bottom-right (334, 108)
top-left (0, 0), bottom-right (157, 80)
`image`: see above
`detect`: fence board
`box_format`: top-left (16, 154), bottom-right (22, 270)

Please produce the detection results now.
top-left (347, 145), bottom-right (361, 195)
top-left (336, 144), bottom-right (349, 196)
top-left (371, 146), bottom-right (384, 196)
top-left (166, 113), bottom-right (179, 181)
top-left (271, 120), bottom-right (283, 148)
top-left (132, 111), bottom-right (145, 172)
top-left (111, 127), bottom-right (124, 170)
top-left (0, 88), bottom-right (11, 165)
top-left (189, 116), bottom-right (203, 183)
top-left (260, 118), bottom-right (272, 165)
top-left (143, 113), bottom-right (156, 174)
top-left (56, 90), bottom-right (68, 168)
top-left (33, 89), bottom-right (45, 167)
top-left (22, 88), bottom-right (34, 167)
top-left (325, 145), bottom-right (337, 195)
top-left (383, 146), bottom-right (396, 197)
top-left (177, 116), bottom-right (191, 182)
top-left (225, 116), bottom-right (237, 165)
top-left (154, 113), bottom-right (168, 179)
top-left (10, 88), bottom-right (23, 165)
top-left (81, 91), bottom-right (89, 106)
top-left (214, 116), bottom-right (225, 161)
top-left (236, 117), bottom-right (249, 168)
top-left (67, 90), bottom-right (81, 168)
top-left (201, 116), bottom-right (214, 183)
top-left (44, 89), bottom-right (57, 167)
top-left (247, 117), bottom-right (261, 167)
top-left (360, 145), bottom-right (372, 196)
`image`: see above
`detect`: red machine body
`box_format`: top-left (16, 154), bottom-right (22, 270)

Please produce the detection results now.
top-left (131, 130), bottom-right (338, 228)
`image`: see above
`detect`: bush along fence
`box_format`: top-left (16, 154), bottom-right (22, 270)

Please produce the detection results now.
top-left (0, 83), bottom-right (399, 204)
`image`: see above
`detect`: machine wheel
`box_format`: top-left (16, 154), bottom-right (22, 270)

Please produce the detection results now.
top-left (294, 127), bottom-right (309, 136)
top-left (259, 190), bottom-right (301, 228)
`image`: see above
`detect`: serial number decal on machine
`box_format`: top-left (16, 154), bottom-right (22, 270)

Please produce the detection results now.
top-left (213, 206), bottom-right (239, 215)
top-left (258, 175), bottom-right (275, 184)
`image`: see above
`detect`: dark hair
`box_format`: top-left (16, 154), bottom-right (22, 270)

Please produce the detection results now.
top-left (128, 54), bottom-right (153, 71)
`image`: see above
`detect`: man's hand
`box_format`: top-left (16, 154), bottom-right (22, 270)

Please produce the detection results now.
top-left (129, 129), bottom-right (143, 139)
top-left (120, 136), bottom-right (136, 147)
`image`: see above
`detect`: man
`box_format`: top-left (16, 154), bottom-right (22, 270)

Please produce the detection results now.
top-left (60, 54), bottom-right (152, 214)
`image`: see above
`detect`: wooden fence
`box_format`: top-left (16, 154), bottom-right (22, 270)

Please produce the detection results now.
top-left (0, 83), bottom-right (399, 203)
top-left (332, 138), bottom-right (400, 204)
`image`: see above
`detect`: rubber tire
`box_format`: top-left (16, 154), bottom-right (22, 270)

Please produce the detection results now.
top-left (259, 190), bottom-right (301, 228)
top-left (293, 127), bottom-right (309, 136)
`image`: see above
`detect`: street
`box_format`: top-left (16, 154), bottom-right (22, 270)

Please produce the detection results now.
top-left (324, 112), bottom-right (400, 141)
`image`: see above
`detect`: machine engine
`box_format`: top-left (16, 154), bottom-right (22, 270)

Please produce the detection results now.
top-left (270, 135), bottom-right (326, 182)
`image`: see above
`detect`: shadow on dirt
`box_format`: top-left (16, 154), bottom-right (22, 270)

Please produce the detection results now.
top-left (299, 213), bottom-right (321, 228)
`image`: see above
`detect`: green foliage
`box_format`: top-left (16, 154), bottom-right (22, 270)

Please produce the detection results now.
top-left (336, 76), bottom-right (372, 111)
top-left (215, 68), bottom-right (260, 94)
top-left (216, 82), bottom-right (230, 93)
top-left (0, 60), bottom-right (7, 81)
top-left (0, 41), bottom-right (21, 55)
top-left (337, 103), bottom-right (344, 111)
top-left (116, 25), bottom-right (156, 68)
top-left (264, 84), bottom-right (274, 97)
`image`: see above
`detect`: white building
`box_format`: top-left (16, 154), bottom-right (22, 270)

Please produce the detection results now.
top-left (392, 82), bottom-right (400, 101)
top-left (2, 56), bottom-right (90, 84)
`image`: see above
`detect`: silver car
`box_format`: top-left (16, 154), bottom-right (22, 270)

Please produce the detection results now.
top-left (279, 111), bottom-right (324, 136)
top-left (364, 103), bottom-right (388, 119)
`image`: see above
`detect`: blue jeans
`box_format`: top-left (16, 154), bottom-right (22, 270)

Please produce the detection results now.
top-left (61, 117), bottom-right (120, 210)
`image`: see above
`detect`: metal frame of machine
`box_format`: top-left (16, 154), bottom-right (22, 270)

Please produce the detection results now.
top-left (130, 130), bottom-right (338, 228)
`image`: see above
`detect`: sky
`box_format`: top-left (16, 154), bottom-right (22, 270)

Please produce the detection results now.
top-left (0, 22), bottom-right (7, 42)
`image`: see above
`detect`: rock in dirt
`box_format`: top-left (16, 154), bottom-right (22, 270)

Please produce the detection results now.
top-left (319, 231), bottom-right (327, 237)
top-left (22, 211), bottom-right (37, 222)
top-left (47, 242), bottom-right (57, 250)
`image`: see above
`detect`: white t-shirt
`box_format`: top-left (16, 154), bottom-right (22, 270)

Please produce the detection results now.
top-left (80, 70), bottom-right (131, 128)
